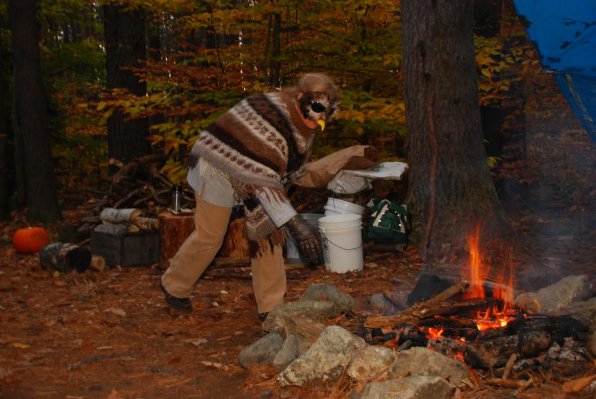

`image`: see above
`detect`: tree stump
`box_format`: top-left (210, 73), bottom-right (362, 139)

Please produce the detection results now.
top-left (217, 216), bottom-right (249, 258)
top-left (158, 212), bottom-right (194, 269)
top-left (158, 211), bottom-right (250, 269)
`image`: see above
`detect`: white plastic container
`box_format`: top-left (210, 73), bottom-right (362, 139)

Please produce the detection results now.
top-left (324, 197), bottom-right (366, 217)
top-left (286, 213), bottom-right (324, 263)
top-left (318, 214), bottom-right (363, 273)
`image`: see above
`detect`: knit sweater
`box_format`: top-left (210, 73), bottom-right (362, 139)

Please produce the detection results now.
top-left (188, 91), bottom-right (317, 249)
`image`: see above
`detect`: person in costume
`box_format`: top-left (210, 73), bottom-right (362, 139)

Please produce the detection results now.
top-left (160, 73), bottom-right (340, 318)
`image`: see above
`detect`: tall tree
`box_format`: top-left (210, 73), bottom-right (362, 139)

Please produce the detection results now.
top-left (103, 3), bottom-right (149, 172)
top-left (8, 0), bottom-right (60, 221)
top-left (0, 3), bottom-right (11, 219)
top-left (402, 0), bottom-right (507, 266)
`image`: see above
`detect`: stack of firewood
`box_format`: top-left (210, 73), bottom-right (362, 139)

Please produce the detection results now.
top-left (73, 154), bottom-right (193, 244)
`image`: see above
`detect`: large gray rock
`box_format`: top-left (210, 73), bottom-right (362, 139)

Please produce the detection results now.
top-left (559, 297), bottom-right (596, 326)
top-left (300, 283), bottom-right (355, 313)
top-left (367, 293), bottom-right (395, 314)
top-left (347, 346), bottom-right (397, 381)
top-left (278, 326), bottom-right (366, 387)
top-left (272, 335), bottom-right (300, 371)
top-left (262, 313), bottom-right (325, 354)
top-left (355, 376), bottom-right (452, 399)
top-left (268, 300), bottom-right (339, 321)
top-left (237, 333), bottom-right (284, 369)
top-left (389, 347), bottom-right (468, 386)
top-left (515, 274), bottom-right (592, 314)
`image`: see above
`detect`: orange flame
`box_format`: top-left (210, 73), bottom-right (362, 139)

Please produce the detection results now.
top-left (426, 327), bottom-right (444, 339)
top-left (462, 225), bottom-right (487, 300)
top-left (462, 225), bottom-right (518, 331)
top-left (475, 305), bottom-right (515, 331)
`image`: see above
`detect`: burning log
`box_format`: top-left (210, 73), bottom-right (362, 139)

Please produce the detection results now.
top-left (464, 315), bottom-right (587, 369)
top-left (364, 280), bottom-right (469, 329)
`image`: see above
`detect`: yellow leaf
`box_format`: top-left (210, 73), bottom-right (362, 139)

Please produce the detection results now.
top-left (13, 342), bottom-right (30, 349)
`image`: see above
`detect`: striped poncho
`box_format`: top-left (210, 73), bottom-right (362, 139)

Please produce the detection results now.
top-left (188, 91), bottom-right (318, 249)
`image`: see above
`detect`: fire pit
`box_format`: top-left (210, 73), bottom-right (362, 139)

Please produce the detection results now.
top-left (364, 227), bottom-right (591, 374)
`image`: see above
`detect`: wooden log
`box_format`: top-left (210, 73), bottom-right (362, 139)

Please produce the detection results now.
top-left (364, 280), bottom-right (469, 329)
top-left (94, 223), bottom-right (128, 235)
top-left (159, 209), bottom-right (250, 269)
top-left (131, 216), bottom-right (159, 231)
top-left (214, 257), bottom-right (251, 268)
top-left (39, 243), bottom-right (92, 273)
top-left (464, 334), bottom-right (518, 369)
top-left (212, 257), bottom-right (306, 269)
top-left (465, 330), bottom-right (552, 369)
top-left (158, 211), bottom-right (195, 269)
top-left (217, 216), bottom-right (249, 258)
top-left (100, 208), bottom-right (142, 223)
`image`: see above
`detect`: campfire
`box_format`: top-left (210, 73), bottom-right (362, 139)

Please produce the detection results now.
top-left (417, 226), bottom-right (520, 341)
top-left (364, 226), bottom-right (589, 371)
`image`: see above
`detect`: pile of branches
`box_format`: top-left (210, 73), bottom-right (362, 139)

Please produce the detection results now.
top-left (73, 154), bottom-right (194, 243)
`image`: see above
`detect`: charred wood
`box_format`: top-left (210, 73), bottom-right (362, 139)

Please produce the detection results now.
top-left (364, 281), bottom-right (469, 329)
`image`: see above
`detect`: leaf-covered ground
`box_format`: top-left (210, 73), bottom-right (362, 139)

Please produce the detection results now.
top-left (0, 107), bottom-right (594, 398)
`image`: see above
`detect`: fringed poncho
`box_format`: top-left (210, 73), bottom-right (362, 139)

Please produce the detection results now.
top-left (188, 91), bottom-right (317, 252)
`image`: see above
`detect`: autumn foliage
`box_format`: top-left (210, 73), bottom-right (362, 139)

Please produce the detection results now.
top-left (1, 0), bottom-right (562, 191)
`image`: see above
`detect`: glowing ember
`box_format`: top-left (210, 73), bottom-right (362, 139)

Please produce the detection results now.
top-left (426, 327), bottom-right (444, 339)
top-left (475, 305), bottom-right (516, 331)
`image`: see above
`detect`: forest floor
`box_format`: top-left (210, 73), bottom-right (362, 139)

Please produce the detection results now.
top-left (0, 104), bottom-right (594, 399)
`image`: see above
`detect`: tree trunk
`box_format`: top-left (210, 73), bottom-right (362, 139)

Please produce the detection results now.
top-left (270, 12), bottom-right (281, 87)
top-left (103, 4), bottom-right (149, 173)
top-left (8, 0), bottom-right (60, 221)
top-left (0, 8), bottom-right (11, 219)
top-left (402, 0), bottom-right (507, 267)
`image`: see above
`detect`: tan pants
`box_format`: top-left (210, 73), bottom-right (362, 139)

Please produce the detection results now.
top-left (161, 194), bottom-right (286, 313)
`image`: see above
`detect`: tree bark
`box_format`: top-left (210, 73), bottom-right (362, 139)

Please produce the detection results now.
top-left (103, 4), bottom-right (149, 173)
top-left (8, 0), bottom-right (60, 221)
top-left (0, 8), bottom-right (10, 219)
top-left (402, 0), bottom-right (507, 266)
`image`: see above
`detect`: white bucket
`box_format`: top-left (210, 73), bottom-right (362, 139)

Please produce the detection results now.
top-left (324, 197), bottom-right (366, 217)
top-left (286, 213), bottom-right (324, 263)
top-left (318, 214), bottom-right (363, 273)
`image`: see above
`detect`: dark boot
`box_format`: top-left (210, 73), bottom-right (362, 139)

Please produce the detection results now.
top-left (160, 283), bottom-right (192, 313)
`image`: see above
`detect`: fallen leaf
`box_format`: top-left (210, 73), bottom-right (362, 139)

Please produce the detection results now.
top-left (105, 307), bottom-right (126, 317)
top-left (562, 374), bottom-right (596, 393)
top-left (12, 343), bottom-right (30, 349)
top-left (200, 361), bottom-right (229, 371)
top-left (53, 279), bottom-right (66, 287)
top-left (184, 338), bottom-right (207, 347)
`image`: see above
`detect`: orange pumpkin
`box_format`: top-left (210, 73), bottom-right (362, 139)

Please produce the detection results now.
top-left (12, 227), bottom-right (51, 254)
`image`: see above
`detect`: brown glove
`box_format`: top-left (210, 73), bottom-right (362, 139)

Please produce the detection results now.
top-left (286, 215), bottom-right (323, 265)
